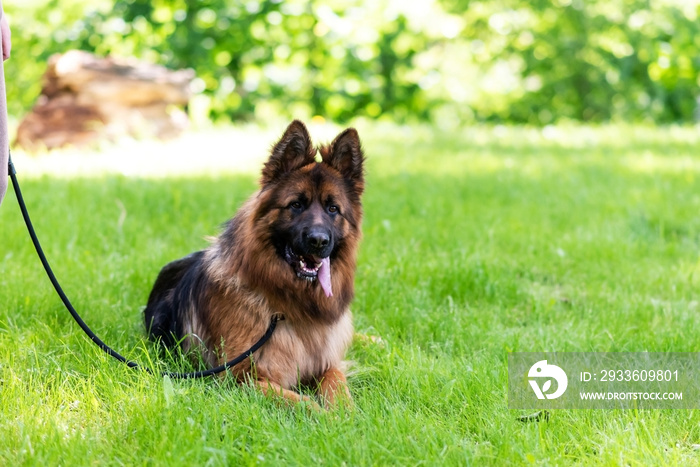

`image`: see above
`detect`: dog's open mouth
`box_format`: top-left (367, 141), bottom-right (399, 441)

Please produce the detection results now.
top-left (284, 245), bottom-right (333, 297)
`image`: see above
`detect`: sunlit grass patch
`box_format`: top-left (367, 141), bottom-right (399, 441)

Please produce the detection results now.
top-left (2, 123), bottom-right (700, 464)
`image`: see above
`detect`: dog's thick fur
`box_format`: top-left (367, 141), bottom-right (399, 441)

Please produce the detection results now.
top-left (144, 120), bottom-right (364, 407)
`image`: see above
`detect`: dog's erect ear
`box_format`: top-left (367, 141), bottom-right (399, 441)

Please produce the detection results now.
top-left (261, 120), bottom-right (316, 186)
top-left (322, 128), bottom-right (365, 195)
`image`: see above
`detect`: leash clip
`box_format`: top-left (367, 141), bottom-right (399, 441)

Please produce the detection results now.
top-left (8, 152), bottom-right (16, 176)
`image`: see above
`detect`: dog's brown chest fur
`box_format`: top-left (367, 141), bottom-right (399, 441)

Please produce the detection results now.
top-left (194, 267), bottom-right (354, 389)
top-left (252, 314), bottom-right (353, 389)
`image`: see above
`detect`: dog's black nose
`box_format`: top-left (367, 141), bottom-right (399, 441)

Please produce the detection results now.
top-left (305, 228), bottom-right (330, 250)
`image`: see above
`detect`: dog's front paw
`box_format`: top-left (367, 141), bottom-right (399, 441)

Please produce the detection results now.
top-left (256, 378), bottom-right (321, 411)
top-left (318, 368), bottom-right (353, 410)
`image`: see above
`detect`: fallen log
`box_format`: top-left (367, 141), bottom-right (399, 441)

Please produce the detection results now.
top-left (16, 50), bottom-right (194, 151)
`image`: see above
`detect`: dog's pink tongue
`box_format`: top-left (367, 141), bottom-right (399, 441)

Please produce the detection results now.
top-left (318, 257), bottom-right (332, 297)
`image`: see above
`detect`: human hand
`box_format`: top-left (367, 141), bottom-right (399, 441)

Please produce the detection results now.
top-left (1, 13), bottom-right (10, 61)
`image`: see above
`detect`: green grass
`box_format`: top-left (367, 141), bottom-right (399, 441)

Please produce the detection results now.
top-left (2, 124), bottom-right (700, 465)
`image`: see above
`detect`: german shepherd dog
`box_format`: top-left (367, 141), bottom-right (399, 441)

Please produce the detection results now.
top-left (144, 120), bottom-right (364, 407)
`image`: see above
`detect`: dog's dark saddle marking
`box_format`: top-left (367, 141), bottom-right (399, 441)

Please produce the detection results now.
top-left (144, 251), bottom-right (205, 347)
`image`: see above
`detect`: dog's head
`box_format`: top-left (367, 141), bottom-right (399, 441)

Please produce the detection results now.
top-left (256, 120), bottom-right (364, 297)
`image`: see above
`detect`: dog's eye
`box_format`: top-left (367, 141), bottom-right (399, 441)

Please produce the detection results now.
top-left (290, 201), bottom-right (303, 210)
top-left (328, 205), bottom-right (339, 214)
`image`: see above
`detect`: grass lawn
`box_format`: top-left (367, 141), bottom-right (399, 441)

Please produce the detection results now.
top-left (1, 123), bottom-right (700, 465)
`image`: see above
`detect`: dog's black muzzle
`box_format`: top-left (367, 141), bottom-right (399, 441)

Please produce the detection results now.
top-left (302, 226), bottom-right (332, 257)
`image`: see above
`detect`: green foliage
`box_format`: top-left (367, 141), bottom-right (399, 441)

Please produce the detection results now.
top-left (81, 0), bottom-right (428, 122)
top-left (439, 0), bottom-right (700, 124)
top-left (3, 0), bottom-right (112, 118)
top-left (4, 0), bottom-right (700, 124)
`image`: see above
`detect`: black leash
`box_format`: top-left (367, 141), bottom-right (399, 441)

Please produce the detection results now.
top-left (7, 154), bottom-right (278, 379)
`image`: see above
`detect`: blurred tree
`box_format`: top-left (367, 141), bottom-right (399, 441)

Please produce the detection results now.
top-left (4, 0), bottom-right (700, 125)
top-left (72, 0), bottom-right (429, 122)
top-left (440, 0), bottom-right (700, 124)
top-left (3, 0), bottom-right (112, 118)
